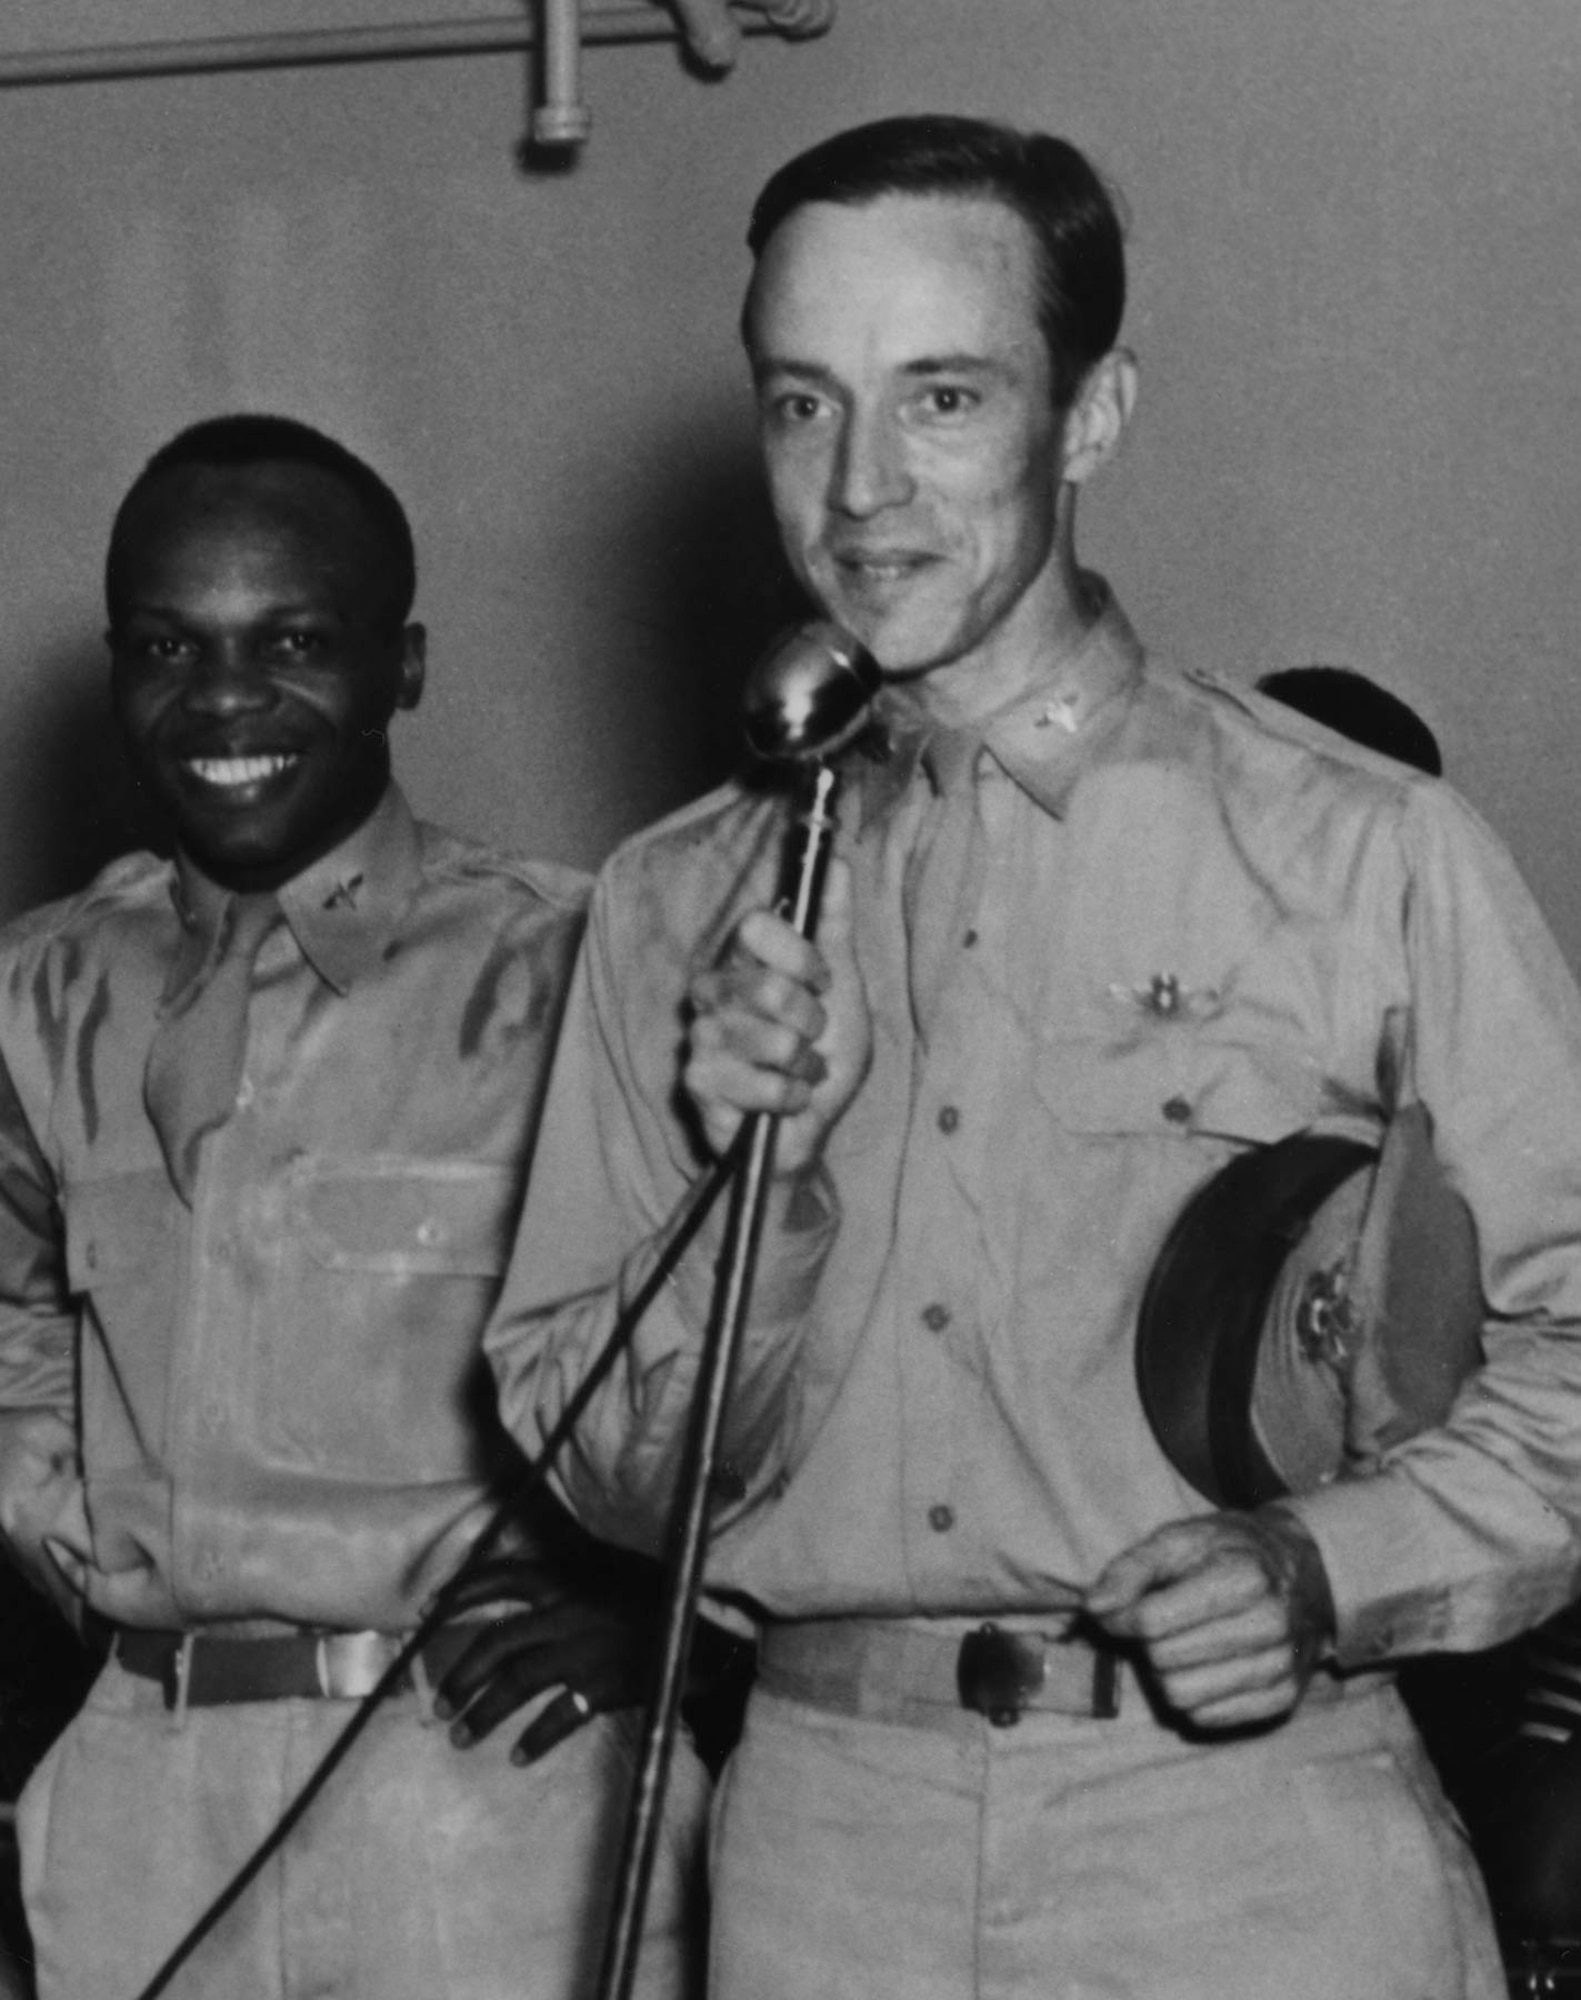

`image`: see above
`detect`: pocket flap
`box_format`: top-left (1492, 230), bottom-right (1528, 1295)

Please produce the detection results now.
top-left (1039, 1034), bottom-right (1326, 1143)
top-left (288, 1160), bottom-right (519, 1276)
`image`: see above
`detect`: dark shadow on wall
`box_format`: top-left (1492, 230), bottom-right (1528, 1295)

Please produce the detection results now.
top-left (608, 428), bottom-right (815, 814)
top-left (0, 638), bottom-right (160, 925)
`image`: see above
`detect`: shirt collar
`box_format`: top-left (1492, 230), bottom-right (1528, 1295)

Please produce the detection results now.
top-left (849, 579), bottom-right (1145, 830)
top-left (168, 783), bottom-right (424, 999)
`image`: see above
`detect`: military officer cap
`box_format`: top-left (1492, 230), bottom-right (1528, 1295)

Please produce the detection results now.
top-left (1136, 1105), bottom-right (1484, 1509)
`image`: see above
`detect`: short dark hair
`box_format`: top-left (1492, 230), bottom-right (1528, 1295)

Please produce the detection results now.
top-left (744, 114), bottom-right (1127, 412)
top-left (1257, 666), bottom-right (1443, 778)
top-left (106, 413), bottom-right (416, 629)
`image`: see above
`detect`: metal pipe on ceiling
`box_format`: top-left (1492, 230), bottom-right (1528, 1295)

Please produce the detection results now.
top-left (0, 1), bottom-right (834, 89)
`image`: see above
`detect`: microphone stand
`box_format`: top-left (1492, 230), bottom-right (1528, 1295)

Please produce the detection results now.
top-left (595, 757), bottom-right (844, 2000)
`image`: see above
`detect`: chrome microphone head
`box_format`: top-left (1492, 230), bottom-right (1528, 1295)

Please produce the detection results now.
top-left (741, 621), bottom-right (880, 765)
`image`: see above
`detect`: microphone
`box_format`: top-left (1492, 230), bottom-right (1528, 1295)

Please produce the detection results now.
top-left (741, 620), bottom-right (879, 765)
top-left (741, 620), bottom-right (877, 940)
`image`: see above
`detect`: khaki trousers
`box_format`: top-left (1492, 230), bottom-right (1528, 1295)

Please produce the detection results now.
top-left (19, 1658), bottom-right (707, 2000)
top-left (708, 1674), bottom-right (1503, 2000)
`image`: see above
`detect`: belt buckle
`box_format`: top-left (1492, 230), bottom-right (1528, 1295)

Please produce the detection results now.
top-left (957, 1624), bottom-right (1046, 1728)
top-left (316, 1630), bottom-right (399, 1700)
top-left (164, 1633), bottom-right (195, 1728)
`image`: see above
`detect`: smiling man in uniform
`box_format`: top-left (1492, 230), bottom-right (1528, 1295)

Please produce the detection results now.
top-left (0, 414), bottom-right (705, 2000)
top-left (485, 116), bottom-right (1581, 1999)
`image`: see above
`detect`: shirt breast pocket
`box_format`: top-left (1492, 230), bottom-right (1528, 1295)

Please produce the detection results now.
top-left (1015, 1033), bottom-right (1344, 1357)
top-left (274, 1158), bottom-right (521, 1478)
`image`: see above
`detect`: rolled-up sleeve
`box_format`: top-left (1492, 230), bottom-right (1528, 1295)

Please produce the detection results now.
top-left (1288, 783), bottom-right (1581, 1665)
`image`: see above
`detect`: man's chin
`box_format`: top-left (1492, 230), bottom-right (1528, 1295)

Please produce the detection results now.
top-left (170, 799), bottom-right (331, 891)
top-left (176, 832), bottom-right (303, 892)
top-left (811, 591), bottom-right (966, 685)
top-left (811, 609), bottom-right (937, 685)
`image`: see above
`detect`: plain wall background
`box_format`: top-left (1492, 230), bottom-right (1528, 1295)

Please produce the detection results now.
top-left (2, 1), bottom-right (1580, 965)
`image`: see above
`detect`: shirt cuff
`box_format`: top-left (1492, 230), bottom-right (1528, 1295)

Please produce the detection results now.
top-left (1279, 1473), bottom-right (1453, 1668)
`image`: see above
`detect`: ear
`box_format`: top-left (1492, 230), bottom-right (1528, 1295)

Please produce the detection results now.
top-left (1059, 348), bottom-right (1138, 488)
top-left (396, 624), bottom-right (427, 712)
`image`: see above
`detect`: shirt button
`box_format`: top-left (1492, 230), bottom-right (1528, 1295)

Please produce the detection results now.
top-left (927, 1504), bottom-right (955, 1533)
top-left (1162, 1095), bottom-right (1192, 1126)
top-left (937, 1106), bottom-right (960, 1135)
top-left (921, 1303), bottom-right (951, 1333)
top-left (1147, 972), bottom-right (1182, 1017)
top-left (710, 1463), bottom-right (747, 1504)
top-left (962, 929), bottom-right (979, 949)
